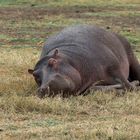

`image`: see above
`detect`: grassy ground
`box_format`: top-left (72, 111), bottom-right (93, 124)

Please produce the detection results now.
top-left (0, 0), bottom-right (140, 139)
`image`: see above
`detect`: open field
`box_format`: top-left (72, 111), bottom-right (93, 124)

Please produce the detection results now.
top-left (0, 0), bottom-right (140, 139)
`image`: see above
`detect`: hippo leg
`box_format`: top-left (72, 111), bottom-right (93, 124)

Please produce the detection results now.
top-left (108, 67), bottom-right (135, 91)
top-left (115, 34), bottom-right (140, 82)
top-left (89, 80), bottom-right (139, 93)
top-left (129, 57), bottom-right (140, 82)
top-left (114, 78), bottom-right (134, 90)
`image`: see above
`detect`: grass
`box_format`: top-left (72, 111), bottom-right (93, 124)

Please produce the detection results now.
top-left (1, 92), bottom-right (140, 139)
top-left (0, 0), bottom-right (140, 7)
top-left (0, 0), bottom-right (140, 139)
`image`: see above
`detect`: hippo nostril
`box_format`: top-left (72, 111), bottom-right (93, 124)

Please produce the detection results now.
top-left (37, 87), bottom-right (46, 98)
top-left (38, 86), bottom-right (46, 94)
top-left (37, 86), bottom-right (51, 98)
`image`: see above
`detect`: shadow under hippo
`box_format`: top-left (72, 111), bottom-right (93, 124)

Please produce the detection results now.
top-left (28, 25), bottom-right (140, 98)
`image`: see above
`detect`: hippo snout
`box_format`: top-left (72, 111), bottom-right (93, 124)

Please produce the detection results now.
top-left (37, 77), bottom-right (75, 98)
top-left (37, 86), bottom-right (50, 98)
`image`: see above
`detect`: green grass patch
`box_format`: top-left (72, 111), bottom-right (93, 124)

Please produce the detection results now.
top-left (0, 34), bottom-right (12, 40)
top-left (120, 31), bottom-right (140, 46)
top-left (11, 45), bottom-right (37, 49)
top-left (0, 0), bottom-right (140, 8)
top-left (28, 119), bottom-right (61, 127)
top-left (10, 38), bottom-right (42, 43)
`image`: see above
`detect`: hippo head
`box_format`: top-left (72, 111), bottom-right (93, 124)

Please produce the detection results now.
top-left (28, 49), bottom-right (81, 98)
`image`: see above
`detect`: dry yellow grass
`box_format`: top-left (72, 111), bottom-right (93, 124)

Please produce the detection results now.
top-left (1, 39), bottom-right (140, 140)
top-left (0, 48), bottom-right (38, 96)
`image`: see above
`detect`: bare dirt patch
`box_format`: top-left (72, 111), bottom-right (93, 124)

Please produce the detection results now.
top-left (0, 6), bottom-right (139, 20)
top-left (0, 6), bottom-right (139, 48)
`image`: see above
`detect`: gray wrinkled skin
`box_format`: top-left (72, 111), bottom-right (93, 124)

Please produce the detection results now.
top-left (29, 25), bottom-right (140, 97)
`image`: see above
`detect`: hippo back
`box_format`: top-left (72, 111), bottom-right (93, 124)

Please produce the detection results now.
top-left (40, 25), bottom-right (129, 89)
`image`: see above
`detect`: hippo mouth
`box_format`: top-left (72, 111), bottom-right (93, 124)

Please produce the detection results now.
top-left (37, 86), bottom-right (72, 98)
top-left (37, 77), bottom-right (76, 98)
top-left (37, 86), bottom-right (51, 98)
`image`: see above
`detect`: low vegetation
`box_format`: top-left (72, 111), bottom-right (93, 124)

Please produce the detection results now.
top-left (0, 0), bottom-right (140, 139)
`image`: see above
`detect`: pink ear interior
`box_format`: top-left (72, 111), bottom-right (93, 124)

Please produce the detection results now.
top-left (48, 58), bottom-right (57, 66)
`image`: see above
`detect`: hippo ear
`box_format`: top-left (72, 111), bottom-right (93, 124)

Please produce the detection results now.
top-left (53, 49), bottom-right (58, 57)
top-left (28, 69), bottom-right (34, 74)
top-left (48, 58), bottom-right (57, 66)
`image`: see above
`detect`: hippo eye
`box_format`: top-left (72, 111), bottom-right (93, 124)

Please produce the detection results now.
top-left (35, 76), bottom-right (41, 86)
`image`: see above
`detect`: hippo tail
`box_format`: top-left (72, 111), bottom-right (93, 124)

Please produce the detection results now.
top-left (115, 33), bottom-right (140, 82)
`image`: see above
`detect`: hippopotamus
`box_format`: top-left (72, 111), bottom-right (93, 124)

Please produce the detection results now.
top-left (28, 25), bottom-right (140, 97)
